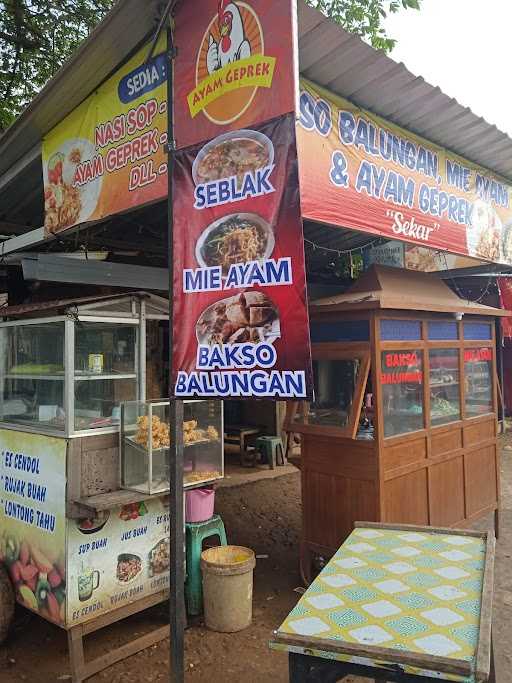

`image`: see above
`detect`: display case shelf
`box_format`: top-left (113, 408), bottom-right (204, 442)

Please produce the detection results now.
top-left (75, 373), bottom-right (137, 381)
top-left (430, 381), bottom-right (459, 388)
top-left (70, 489), bottom-right (160, 517)
top-left (4, 373), bottom-right (64, 380)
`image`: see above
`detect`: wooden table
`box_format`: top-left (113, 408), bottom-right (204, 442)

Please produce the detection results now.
top-left (224, 425), bottom-right (262, 464)
top-left (271, 522), bottom-right (496, 683)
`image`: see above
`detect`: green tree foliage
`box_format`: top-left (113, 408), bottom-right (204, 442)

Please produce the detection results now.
top-left (0, 0), bottom-right (420, 131)
top-left (0, 0), bottom-right (113, 130)
top-left (305, 0), bottom-right (420, 51)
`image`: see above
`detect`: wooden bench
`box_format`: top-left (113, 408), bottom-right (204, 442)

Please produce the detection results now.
top-left (271, 522), bottom-right (496, 683)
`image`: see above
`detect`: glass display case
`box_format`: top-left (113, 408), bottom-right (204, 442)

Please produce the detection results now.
top-left (0, 321), bottom-right (66, 431)
top-left (121, 399), bottom-right (224, 494)
top-left (0, 294), bottom-right (168, 437)
top-left (289, 334), bottom-right (497, 443)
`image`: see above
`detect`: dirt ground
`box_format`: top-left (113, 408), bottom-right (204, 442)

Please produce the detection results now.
top-left (1, 441), bottom-right (512, 682)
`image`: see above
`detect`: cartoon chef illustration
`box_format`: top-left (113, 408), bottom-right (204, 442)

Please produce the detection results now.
top-left (207, 0), bottom-right (251, 72)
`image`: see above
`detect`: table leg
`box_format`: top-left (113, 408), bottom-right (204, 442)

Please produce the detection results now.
top-left (239, 432), bottom-right (246, 465)
top-left (488, 631), bottom-right (496, 683)
top-left (289, 653), bottom-right (362, 682)
top-left (494, 508), bottom-right (500, 540)
top-left (299, 542), bottom-right (313, 586)
top-left (289, 652), bottom-right (311, 682)
top-left (68, 625), bottom-right (85, 683)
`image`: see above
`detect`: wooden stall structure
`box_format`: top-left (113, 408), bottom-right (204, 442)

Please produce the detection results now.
top-left (0, 292), bottom-right (223, 680)
top-left (286, 266), bottom-right (507, 582)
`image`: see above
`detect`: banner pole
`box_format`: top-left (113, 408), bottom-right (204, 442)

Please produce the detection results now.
top-left (167, 23), bottom-right (185, 683)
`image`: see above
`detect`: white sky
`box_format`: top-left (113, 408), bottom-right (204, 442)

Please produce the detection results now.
top-left (384, 0), bottom-right (512, 137)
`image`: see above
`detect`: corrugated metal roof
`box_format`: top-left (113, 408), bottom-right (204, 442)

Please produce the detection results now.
top-left (297, 2), bottom-right (512, 181)
top-left (1, 0), bottom-right (512, 222)
top-left (0, 291), bottom-right (161, 318)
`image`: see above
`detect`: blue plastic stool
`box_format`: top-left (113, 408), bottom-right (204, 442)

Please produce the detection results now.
top-left (185, 514), bottom-right (227, 615)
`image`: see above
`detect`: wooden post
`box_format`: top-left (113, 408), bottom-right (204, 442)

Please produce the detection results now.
top-left (144, 9), bottom-right (185, 680)
top-left (495, 318), bottom-right (505, 433)
top-left (166, 19), bottom-right (185, 683)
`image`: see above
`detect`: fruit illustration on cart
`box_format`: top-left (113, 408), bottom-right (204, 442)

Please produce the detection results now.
top-left (119, 501), bottom-right (148, 521)
top-left (0, 529), bottom-right (66, 629)
top-left (0, 563), bottom-right (14, 644)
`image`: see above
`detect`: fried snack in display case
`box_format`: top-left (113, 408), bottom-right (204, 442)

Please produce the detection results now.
top-left (182, 400), bottom-right (223, 487)
top-left (121, 399), bottom-right (224, 494)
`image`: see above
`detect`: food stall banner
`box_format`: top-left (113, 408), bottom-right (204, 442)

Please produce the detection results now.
top-left (171, 114), bottom-right (312, 399)
top-left (42, 35), bottom-right (168, 236)
top-left (0, 431), bottom-right (67, 626)
top-left (173, 0), bottom-right (298, 149)
top-left (298, 78), bottom-right (512, 267)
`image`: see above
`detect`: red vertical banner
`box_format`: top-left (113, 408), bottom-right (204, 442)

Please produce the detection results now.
top-left (498, 277), bottom-right (512, 339)
top-left (172, 115), bottom-right (312, 398)
top-left (173, 0), bottom-right (298, 148)
top-left (172, 0), bottom-right (312, 399)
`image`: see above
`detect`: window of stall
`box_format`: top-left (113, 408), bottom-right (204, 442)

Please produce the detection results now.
top-left (379, 317), bottom-right (424, 439)
top-left (288, 345), bottom-right (371, 438)
top-left (73, 322), bottom-right (138, 431)
top-left (464, 346), bottom-right (493, 417)
top-left (380, 348), bottom-right (424, 438)
top-left (429, 348), bottom-right (461, 426)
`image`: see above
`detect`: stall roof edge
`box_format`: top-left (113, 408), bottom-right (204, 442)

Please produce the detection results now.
top-left (0, 291), bottom-right (169, 319)
top-left (309, 265), bottom-right (510, 316)
top-left (1, 0), bottom-right (512, 197)
top-left (297, 2), bottom-right (512, 181)
top-left (0, 0), bottom-right (162, 183)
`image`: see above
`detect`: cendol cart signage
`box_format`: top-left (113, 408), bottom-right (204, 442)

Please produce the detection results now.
top-left (0, 430), bottom-right (172, 629)
top-left (66, 498), bottom-right (170, 626)
top-left (1, 430), bottom-right (67, 625)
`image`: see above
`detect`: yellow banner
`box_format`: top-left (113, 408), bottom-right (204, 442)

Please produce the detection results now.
top-left (0, 431), bottom-right (67, 626)
top-left (42, 35), bottom-right (168, 236)
top-left (298, 78), bottom-right (512, 266)
top-left (187, 55), bottom-right (275, 117)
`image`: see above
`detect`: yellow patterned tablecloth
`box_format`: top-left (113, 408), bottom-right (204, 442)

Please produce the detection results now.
top-left (271, 527), bottom-right (487, 682)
